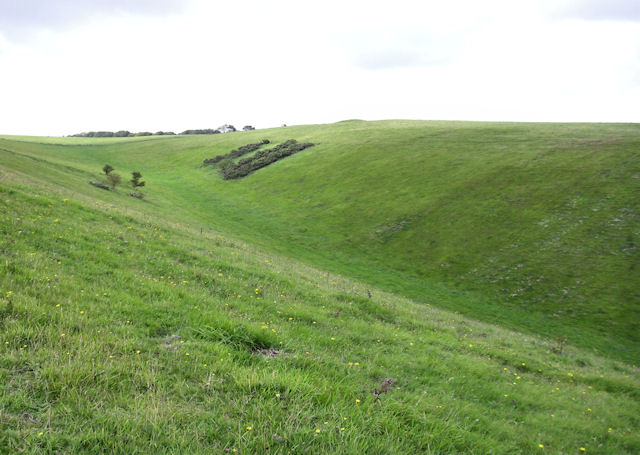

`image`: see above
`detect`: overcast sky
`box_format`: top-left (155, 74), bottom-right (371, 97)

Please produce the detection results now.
top-left (0, 0), bottom-right (638, 136)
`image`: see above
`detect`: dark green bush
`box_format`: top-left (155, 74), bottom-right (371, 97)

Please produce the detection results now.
top-left (220, 140), bottom-right (314, 180)
top-left (129, 171), bottom-right (146, 199)
top-left (202, 139), bottom-right (270, 166)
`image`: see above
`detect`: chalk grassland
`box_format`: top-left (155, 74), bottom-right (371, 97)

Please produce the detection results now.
top-left (1, 120), bottom-right (638, 363)
top-left (1, 163), bottom-right (639, 453)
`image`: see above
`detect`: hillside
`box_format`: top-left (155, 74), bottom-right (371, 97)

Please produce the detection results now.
top-left (1, 153), bottom-right (639, 453)
top-left (1, 120), bottom-right (638, 363)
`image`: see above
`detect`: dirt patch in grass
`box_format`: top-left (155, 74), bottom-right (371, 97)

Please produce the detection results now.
top-left (252, 348), bottom-right (282, 357)
top-left (160, 334), bottom-right (182, 352)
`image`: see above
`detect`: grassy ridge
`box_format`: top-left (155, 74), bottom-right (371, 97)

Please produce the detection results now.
top-left (1, 120), bottom-right (638, 362)
top-left (1, 165), bottom-right (639, 453)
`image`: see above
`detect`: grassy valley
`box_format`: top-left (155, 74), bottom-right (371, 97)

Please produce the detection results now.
top-left (2, 120), bottom-right (638, 360)
top-left (1, 120), bottom-right (639, 453)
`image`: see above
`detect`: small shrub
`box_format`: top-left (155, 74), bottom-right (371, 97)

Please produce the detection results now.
top-left (130, 171), bottom-right (146, 199)
top-left (107, 172), bottom-right (121, 190)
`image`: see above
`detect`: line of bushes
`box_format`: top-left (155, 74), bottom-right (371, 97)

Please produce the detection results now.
top-left (71, 124), bottom-right (244, 137)
top-left (70, 131), bottom-right (176, 137)
top-left (202, 139), bottom-right (270, 166)
top-left (181, 129), bottom-right (221, 135)
top-left (219, 140), bottom-right (314, 180)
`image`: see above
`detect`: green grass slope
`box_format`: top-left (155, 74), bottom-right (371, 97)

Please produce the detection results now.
top-left (1, 158), bottom-right (639, 453)
top-left (1, 120), bottom-right (638, 363)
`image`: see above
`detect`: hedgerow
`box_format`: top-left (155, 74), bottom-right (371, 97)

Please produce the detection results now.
top-left (202, 139), bottom-right (270, 167)
top-left (220, 140), bottom-right (314, 180)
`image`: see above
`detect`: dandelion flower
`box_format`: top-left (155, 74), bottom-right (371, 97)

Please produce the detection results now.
top-left (246, 426), bottom-right (252, 431)
top-left (355, 399), bottom-right (360, 403)
top-left (539, 444), bottom-right (544, 448)
top-left (315, 429), bottom-right (321, 433)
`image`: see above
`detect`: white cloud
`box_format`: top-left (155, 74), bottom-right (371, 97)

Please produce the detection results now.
top-left (0, 0), bottom-right (638, 135)
top-left (549, 0), bottom-right (640, 21)
top-left (0, 0), bottom-right (188, 40)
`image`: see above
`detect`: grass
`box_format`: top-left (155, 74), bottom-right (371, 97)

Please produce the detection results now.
top-left (0, 120), bottom-right (639, 452)
top-left (1, 167), bottom-right (639, 454)
top-left (1, 120), bottom-right (638, 361)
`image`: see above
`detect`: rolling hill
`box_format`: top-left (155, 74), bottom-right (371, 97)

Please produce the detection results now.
top-left (1, 120), bottom-right (638, 360)
top-left (1, 120), bottom-right (639, 453)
